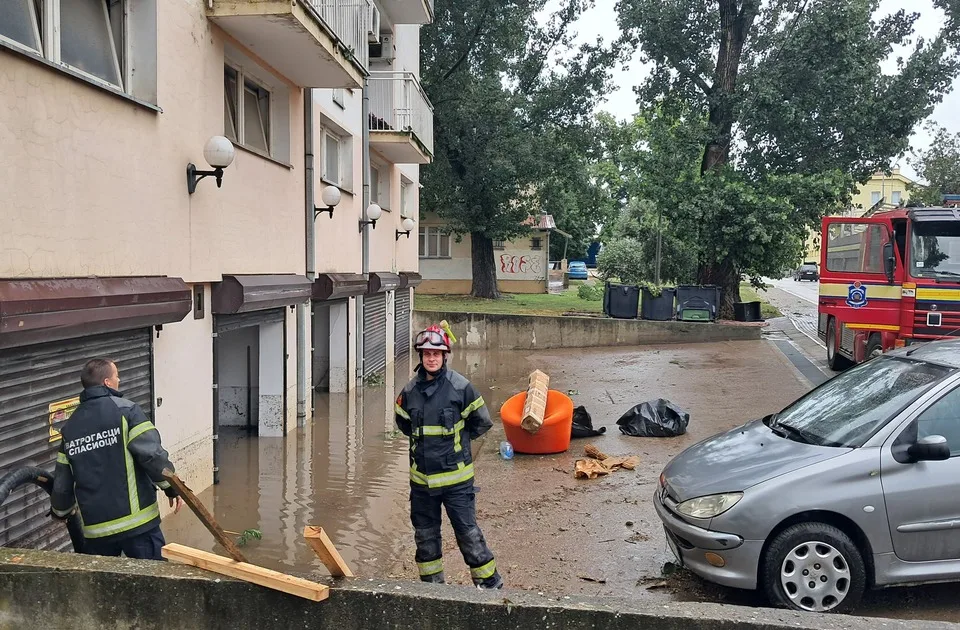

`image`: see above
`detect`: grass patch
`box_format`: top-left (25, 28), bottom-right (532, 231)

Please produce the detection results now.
top-left (739, 283), bottom-right (782, 319)
top-left (415, 285), bottom-right (604, 316)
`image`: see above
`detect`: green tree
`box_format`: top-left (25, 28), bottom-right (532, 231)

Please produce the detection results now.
top-left (908, 122), bottom-right (960, 206)
top-left (420, 0), bottom-right (617, 298)
top-left (617, 0), bottom-right (960, 316)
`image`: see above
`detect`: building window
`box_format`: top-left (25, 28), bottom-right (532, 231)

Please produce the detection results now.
top-left (493, 240), bottom-right (505, 250)
top-left (870, 191), bottom-right (882, 205)
top-left (0, 0), bottom-right (158, 103)
top-left (892, 190), bottom-right (902, 205)
top-left (826, 222), bottom-right (886, 274)
top-left (531, 237), bottom-right (543, 250)
top-left (332, 88), bottom-right (345, 109)
top-left (371, 165), bottom-right (381, 205)
top-left (324, 133), bottom-right (341, 185)
top-left (400, 182), bottom-right (410, 217)
top-left (419, 227), bottom-right (451, 259)
top-left (224, 65), bottom-right (272, 155)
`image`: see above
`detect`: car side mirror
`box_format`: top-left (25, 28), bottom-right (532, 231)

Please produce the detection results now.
top-left (907, 434), bottom-right (951, 462)
top-left (883, 242), bottom-right (896, 284)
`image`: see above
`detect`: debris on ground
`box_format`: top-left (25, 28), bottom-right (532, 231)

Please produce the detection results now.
top-left (578, 574), bottom-right (607, 584)
top-left (574, 444), bottom-right (640, 479)
top-left (617, 399), bottom-right (690, 437)
top-left (571, 406), bottom-right (606, 439)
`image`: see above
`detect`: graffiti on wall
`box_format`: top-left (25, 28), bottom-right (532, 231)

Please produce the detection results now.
top-left (499, 254), bottom-right (546, 281)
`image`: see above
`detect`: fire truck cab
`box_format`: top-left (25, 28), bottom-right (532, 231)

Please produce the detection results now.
top-left (818, 206), bottom-right (960, 370)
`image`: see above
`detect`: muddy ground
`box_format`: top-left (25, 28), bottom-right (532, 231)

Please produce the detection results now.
top-left (162, 335), bottom-right (960, 623)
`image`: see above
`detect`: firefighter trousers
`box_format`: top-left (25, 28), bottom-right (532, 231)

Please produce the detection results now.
top-left (410, 482), bottom-right (502, 588)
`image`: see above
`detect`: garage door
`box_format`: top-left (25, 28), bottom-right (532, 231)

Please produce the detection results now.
top-left (0, 329), bottom-right (153, 551)
top-left (363, 293), bottom-right (387, 376)
top-left (395, 289), bottom-right (411, 358)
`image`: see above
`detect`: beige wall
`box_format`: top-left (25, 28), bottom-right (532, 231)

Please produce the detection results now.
top-left (0, 15), bottom-right (306, 282)
top-left (418, 279), bottom-right (546, 295)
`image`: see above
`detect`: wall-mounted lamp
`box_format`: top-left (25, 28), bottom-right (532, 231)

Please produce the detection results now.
top-left (359, 203), bottom-right (382, 232)
top-left (315, 185), bottom-right (341, 219)
top-left (396, 217), bottom-right (416, 240)
top-left (187, 136), bottom-right (235, 194)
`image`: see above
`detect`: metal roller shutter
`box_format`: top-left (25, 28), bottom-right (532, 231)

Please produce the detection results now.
top-left (363, 293), bottom-right (387, 376)
top-left (0, 329), bottom-right (153, 551)
top-left (394, 289), bottom-right (411, 358)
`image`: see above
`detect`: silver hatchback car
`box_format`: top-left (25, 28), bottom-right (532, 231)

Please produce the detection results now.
top-left (656, 339), bottom-right (960, 614)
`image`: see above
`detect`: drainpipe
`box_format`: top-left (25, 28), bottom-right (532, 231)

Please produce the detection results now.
top-left (298, 88), bottom-right (316, 427)
top-left (357, 77), bottom-right (371, 384)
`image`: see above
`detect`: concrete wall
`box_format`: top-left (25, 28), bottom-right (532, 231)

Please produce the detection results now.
top-left (152, 283), bottom-right (215, 511)
top-left (217, 326), bottom-right (260, 428)
top-left (414, 311), bottom-right (763, 350)
top-left (0, 549), bottom-right (946, 630)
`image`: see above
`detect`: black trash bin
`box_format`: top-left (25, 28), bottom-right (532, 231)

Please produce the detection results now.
top-left (640, 287), bottom-right (676, 321)
top-left (733, 301), bottom-right (762, 322)
top-left (604, 283), bottom-right (640, 319)
top-left (676, 285), bottom-right (722, 322)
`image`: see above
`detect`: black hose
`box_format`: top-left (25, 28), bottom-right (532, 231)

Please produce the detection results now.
top-left (0, 467), bottom-right (84, 553)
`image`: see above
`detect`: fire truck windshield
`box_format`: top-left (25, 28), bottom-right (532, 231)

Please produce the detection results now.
top-left (911, 222), bottom-right (960, 280)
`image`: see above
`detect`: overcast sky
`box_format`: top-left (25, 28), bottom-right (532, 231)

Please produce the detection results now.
top-left (556, 0), bottom-right (960, 182)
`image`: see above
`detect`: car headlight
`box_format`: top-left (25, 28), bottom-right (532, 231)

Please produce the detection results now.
top-left (675, 493), bottom-right (743, 519)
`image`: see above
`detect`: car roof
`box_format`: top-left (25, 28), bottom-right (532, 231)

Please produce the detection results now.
top-left (887, 339), bottom-right (960, 368)
top-left (569, 261), bottom-right (586, 266)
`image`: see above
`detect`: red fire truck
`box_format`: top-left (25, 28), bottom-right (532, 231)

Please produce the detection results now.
top-left (818, 206), bottom-right (960, 370)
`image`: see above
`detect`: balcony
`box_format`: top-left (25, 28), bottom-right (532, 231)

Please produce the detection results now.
top-left (377, 0), bottom-right (434, 25)
top-left (368, 71), bottom-right (434, 164)
top-left (207, 0), bottom-right (371, 88)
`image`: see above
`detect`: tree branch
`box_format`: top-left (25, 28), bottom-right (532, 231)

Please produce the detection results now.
top-left (440, 3), bottom-right (492, 83)
top-left (663, 51), bottom-right (713, 95)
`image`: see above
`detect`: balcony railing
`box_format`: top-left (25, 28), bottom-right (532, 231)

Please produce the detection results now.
top-left (368, 71), bottom-right (434, 159)
top-left (307, 0), bottom-right (372, 71)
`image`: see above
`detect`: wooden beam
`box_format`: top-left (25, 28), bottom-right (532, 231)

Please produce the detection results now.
top-left (162, 469), bottom-right (247, 563)
top-left (521, 370), bottom-right (550, 434)
top-left (304, 526), bottom-right (354, 577)
top-left (162, 543), bottom-right (329, 602)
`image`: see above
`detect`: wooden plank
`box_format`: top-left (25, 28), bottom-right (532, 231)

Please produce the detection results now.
top-left (162, 469), bottom-right (247, 563)
top-left (162, 543), bottom-right (329, 602)
top-left (303, 526), bottom-right (355, 577)
top-left (521, 369), bottom-right (550, 434)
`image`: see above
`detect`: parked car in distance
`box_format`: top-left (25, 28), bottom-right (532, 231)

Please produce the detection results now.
top-left (567, 261), bottom-right (589, 280)
top-left (655, 339), bottom-right (960, 614)
top-left (794, 262), bottom-right (819, 282)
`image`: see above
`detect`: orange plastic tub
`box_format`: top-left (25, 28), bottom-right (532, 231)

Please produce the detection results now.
top-left (499, 390), bottom-right (575, 454)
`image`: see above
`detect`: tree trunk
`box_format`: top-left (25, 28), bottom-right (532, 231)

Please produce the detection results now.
top-left (696, 0), bottom-right (759, 319)
top-left (471, 232), bottom-right (500, 299)
top-left (697, 261), bottom-right (741, 321)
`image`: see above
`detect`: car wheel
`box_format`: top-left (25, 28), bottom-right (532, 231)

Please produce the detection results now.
top-left (865, 334), bottom-right (883, 361)
top-left (826, 319), bottom-right (852, 371)
top-left (762, 523), bottom-right (866, 614)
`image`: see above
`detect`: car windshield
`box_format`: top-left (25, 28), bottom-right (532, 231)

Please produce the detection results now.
top-left (771, 357), bottom-right (952, 448)
top-left (911, 221), bottom-right (960, 280)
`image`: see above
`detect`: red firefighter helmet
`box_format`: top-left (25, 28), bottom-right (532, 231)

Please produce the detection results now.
top-left (414, 325), bottom-right (451, 353)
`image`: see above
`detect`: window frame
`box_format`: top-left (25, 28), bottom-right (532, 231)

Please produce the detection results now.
top-left (531, 236), bottom-right (543, 251)
top-left (322, 132), bottom-right (342, 187)
top-left (418, 227), bottom-right (451, 259)
top-left (825, 221), bottom-right (889, 275)
top-left (224, 62), bottom-right (275, 158)
top-left (0, 0), bottom-right (160, 105)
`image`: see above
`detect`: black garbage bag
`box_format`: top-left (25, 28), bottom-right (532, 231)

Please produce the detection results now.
top-left (571, 405), bottom-right (606, 439)
top-left (616, 399), bottom-right (690, 438)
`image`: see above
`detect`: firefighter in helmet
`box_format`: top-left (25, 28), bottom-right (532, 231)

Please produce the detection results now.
top-left (394, 323), bottom-right (502, 588)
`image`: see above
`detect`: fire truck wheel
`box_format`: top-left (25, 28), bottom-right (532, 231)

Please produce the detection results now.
top-left (827, 319), bottom-right (853, 371)
top-left (865, 334), bottom-right (883, 361)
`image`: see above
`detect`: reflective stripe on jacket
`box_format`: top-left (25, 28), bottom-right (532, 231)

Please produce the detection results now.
top-left (51, 386), bottom-right (176, 541)
top-left (395, 368), bottom-right (492, 492)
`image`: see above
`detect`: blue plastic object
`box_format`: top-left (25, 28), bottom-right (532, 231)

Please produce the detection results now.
top-left (499, 441), bottom-right (514, 460)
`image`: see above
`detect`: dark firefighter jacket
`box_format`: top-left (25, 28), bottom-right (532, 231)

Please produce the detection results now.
top-left (51, 386), bottom-right (177, 541)
top-left (394, 368), bottom-right (492, 493)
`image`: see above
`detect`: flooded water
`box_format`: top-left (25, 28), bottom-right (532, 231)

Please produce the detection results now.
top-left (161, 349), bottom-right (537, 576)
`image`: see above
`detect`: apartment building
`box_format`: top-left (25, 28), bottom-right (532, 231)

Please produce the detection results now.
top-left (0, 0), bottom-right (431, 551)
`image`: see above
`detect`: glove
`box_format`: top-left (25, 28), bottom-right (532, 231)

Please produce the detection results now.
top-left (163, 486), bottom-right (179, 499)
